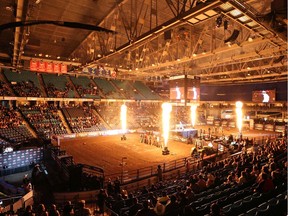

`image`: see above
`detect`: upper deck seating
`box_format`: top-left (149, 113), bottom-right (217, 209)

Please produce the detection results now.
top-left (3, 70), bottom-right (42, 97)
top-left (93, 78), bottom-right (124, 99)
top-left (70, 76), bottom-right (100, 99)
top-left (132, 81), bottom-right (162, 100)
top-left (42, 74), bottom-right (75, 98)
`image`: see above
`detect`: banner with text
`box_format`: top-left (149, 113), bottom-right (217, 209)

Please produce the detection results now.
top-left (30, 60), bottom-right (67, 73)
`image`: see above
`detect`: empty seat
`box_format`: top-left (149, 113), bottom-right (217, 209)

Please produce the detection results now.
top-left (222, 204), bottom-right (232, 214)
top-left (246, 207), bottom-right (257, 216)
top-left (267, 197), bottom-right (279, 207)
top-left (257, 202), bottom-right (269, 211)
top-left (255, 203), bottom-right (270, 216)
top-left (232, 200), bottom-right (243, 215)
top-left (196, 204), bottom-right (210, 215)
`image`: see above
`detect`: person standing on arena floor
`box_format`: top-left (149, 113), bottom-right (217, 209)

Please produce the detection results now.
top-left (185, 159), bottom-right (191, 174)
top-left (157, 165), bottom-right (163, 182)
top-left (114, 177), bottom-right (121, 194)
top-left (97, 189), bottom-right (108, 216)
top-left (106, 178), bottom-right (114, 195)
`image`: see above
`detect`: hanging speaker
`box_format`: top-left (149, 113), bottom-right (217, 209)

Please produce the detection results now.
top-left (273, 55), bottom-right (284, 63)
top-left (164, 30), bottom-right (172, 40)
top-left (224, 30), bottom-right (240, 44)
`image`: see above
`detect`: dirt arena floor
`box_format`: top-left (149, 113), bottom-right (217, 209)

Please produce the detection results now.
top-left (59, 126), bottom-right (280, 176)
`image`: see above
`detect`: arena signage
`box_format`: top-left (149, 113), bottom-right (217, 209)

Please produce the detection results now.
top-left (30, 59), bottom-right (67, 73)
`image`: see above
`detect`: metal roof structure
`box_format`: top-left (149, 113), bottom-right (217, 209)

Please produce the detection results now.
top-left (0, 0), bottom-right (287, 84)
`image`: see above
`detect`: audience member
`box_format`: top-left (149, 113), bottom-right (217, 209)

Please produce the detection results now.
top-left (97, 189), bottom-right (108, 215)
top-left (74, 200), bottom-right (91, 216)
top-left (49, 204), bottom-right (60, 216)
top-left (63, 201), bottom-right (74, 216)
top-left (36, 204), bottom-right (48, 216)
top-left (255, 172), bottom-right (275, 193)
top-left (22, 205), bottom-right (33, 216)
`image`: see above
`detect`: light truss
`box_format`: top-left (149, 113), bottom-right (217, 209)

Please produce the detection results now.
top-left (69, 0), bottom-right (287, 84)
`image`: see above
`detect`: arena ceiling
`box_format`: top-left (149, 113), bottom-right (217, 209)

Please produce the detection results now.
top-left (0, 0), bottom-right (287, 84)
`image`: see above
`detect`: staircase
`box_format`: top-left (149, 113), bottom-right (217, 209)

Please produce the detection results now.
top-left (66, 76), bottom-right (80, 98)
top-left (108, 80), bottom-right (126, 99)
top-left (91, 78), bottom-right (105, 98)
top-left (15, 110), bottom-right (38, 138)
top-left (37, 73), bottom-right (48, 97)
top-left (129, 81), bottom-right (146, 99)
top-left (92, 109), bottom-right (112, 130)
top-left (57, 110), bottom-right (72, 134)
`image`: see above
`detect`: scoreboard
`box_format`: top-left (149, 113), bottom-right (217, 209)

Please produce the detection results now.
top-left (169, 75), bottom-right (200, 102)
top-left (252, 89), bottom-right (276, 103)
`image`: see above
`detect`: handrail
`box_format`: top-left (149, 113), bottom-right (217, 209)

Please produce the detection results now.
top-left (104, 154), bottom-right (215, 186)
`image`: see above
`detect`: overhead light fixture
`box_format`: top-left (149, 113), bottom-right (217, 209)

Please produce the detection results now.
top-left (5, 6), bottom-right (14, 12)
